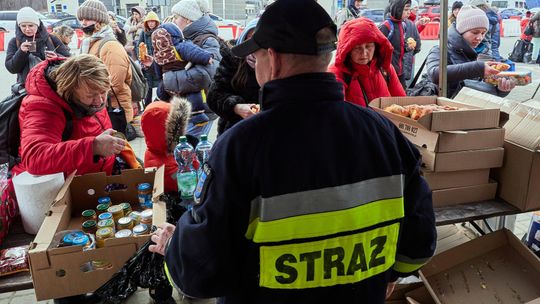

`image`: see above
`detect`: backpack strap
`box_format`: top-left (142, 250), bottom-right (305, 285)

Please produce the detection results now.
top-left (343, 73), bottom-right (352, 86)
top-left (97, 37), bottom-right (119, 58)
top-left (191, 33), bottom-right (224, 47)
top-left (383, 20), bottom-right (394, 40)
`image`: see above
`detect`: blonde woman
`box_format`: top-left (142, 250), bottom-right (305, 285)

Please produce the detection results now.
top-left (11, 54), bottom-right (126, 177)
top-left (52, 25), bottom-right (75, 47)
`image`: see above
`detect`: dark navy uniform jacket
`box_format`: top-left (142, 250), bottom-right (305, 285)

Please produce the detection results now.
top-left (165, 72), bottom-right (436, 304)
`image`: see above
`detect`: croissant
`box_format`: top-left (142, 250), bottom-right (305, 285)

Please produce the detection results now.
top-left (139, 43), bottom-right (148, 61)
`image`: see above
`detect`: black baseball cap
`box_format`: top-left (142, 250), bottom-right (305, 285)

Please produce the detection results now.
top-left (231, 0), bottom-right (337, 57)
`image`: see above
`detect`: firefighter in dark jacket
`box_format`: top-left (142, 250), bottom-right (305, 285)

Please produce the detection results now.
top-left (149, 1), bottom-right (436, 304)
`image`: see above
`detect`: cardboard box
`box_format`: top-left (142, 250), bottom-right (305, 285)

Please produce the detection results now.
top-left (403, 127), bottom-right (505, 153)
top-left (422, 169), bottom-right (490, 190)
top-left (420, 147), bottom-right (504, 172)
top-left (431, 180), bottom-right (497, 207)
top-left (29, 167), bottom-right (166, 301)
top-left (419, 229), bottom-right (540, 304)
top-left (369, 97), bottom-right (503, 132)
top-left (405, 286), bottom-right (436, 304)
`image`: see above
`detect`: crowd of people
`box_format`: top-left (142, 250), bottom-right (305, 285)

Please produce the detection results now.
top-left (4, 0), bottom-right (534, 302)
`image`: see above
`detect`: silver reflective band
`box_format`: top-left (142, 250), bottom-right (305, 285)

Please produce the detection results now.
top-left (249, 175), bottom-right (405, 223)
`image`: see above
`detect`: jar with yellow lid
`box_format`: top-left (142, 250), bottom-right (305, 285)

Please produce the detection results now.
top-left (140, 209), bottom-right (153, 225)
top-left (95, 227), bottom-right (114, 248)
top-left (117, 217), bottom-right (134, 230)
top-left (82, 220), bottom-right (97, 235)
top-left (107, 205), bottom-right (124, 222)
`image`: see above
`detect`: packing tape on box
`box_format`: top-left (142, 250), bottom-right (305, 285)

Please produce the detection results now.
top-left (13, 172), bottom-right (64, 234)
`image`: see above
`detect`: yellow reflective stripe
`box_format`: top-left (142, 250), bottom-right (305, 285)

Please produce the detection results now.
top-left (393, 260), bottom-right (426, 274)
top-left (163, 261), bottom-right (176, 289)
top-left (259, 223), bottom-right (400, 289)
top-left (246, 197), bottom-right (404, 243)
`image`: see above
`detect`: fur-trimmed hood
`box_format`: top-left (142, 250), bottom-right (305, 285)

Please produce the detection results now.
top-left (141, 97), bottom-right (191, 155)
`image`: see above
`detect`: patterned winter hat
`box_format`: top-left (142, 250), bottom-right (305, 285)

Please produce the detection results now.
top-left (77, 0), bottom-right (109, 24)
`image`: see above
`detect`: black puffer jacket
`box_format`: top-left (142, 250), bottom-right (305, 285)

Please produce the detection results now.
top-left (426, 24), bottom-right (509, 98)
top-left (403, 19), bottom-right (421, 81)
top-left (379, 0), bottom-right (411, 77)
top-left (207, 46), bottom-right (260, 136)
top-left (5, 21), bottom-right (71, 86)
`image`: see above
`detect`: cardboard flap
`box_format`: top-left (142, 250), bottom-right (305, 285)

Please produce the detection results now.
top-left (505, 104), bottom-right (540, 150)
top-left (51, 171), bottom-right (76, 208)
top-left (152, 165), bottom-right (165, 201)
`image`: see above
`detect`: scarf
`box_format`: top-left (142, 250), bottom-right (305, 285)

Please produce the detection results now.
top-left (80, 25), bottom-right (115, 54)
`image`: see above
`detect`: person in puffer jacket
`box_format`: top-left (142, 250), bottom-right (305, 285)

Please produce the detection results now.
top-left (151, 22), bottom-right (214, 125)
top-left (379, 0), bottom-right (411, 88)
top-left (12, 55), bottom-right (125, 177)
top-left (425, 6), bottom-right (516, 98)
top-left (329, 17), bottom-right (405, 107)
top-left (207, 18), bottom-right (260, 136)
top-left (137, 11), bottom-right (161, 107)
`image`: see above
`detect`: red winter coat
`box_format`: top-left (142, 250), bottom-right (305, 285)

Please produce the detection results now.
top-left (329, 17), bottom-right (406, 107)
top-left (12, 59), bottom-right (115, 177)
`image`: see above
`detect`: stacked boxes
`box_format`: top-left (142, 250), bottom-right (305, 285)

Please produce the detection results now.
top-left (370, 96), bottom-right (505, 207)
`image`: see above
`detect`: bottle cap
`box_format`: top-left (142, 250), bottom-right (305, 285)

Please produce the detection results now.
top-left (200, 135), bottom-right (208, 141)
top-left (96, 227), bottom-right (114, 238)
top-left (115, 229), bottom-right (133, 238)
top-left (179, 136), bottom-right (187, 143)
top-left (72, 235), bottom-right (90, 246)
top-left (133, 224), bottom-right (149, 234)
top-left (118, 217), bottom-right (132, 225)
top-left (82, 209), bottom-right (96, 218)
top-left (108, 205), bottom-right (123, 214)
top-left (98, 212), bottom-right (113, 221)
top-left (97, 197), bottom-right (111, 205)
top-left (140, 209), bottom-right (153, 220)
top-left (97, 204), bottom-right (109, 212)
top-left (138, 183), bottom-right (151, 191)
top-left (63, 231), bottom-right (85, 245)
top-left (82, 220), bottom-right (97, 228)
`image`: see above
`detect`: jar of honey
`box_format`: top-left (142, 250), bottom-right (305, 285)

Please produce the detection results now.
top-left (95, 227), bottom-right (114, 248)
top-left (97, 219), bottom-right (115, 231)
top-left (81, 209), bottom-right (96, 222)
top-left (140, 209), bottom-right (153, 225)
top-left (119, 202), bottom-right (132, 216)
top-left (133, 224), bottom-right (149, 236)
top-left (82, 220), bottom-right (97, 235)
top-left (107, 205), bottom-right (124, 222)
top-left (117, 217), bottom-right (134, 230)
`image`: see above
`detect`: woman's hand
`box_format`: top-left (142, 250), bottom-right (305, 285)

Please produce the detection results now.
top-left (234, 104), bottom-right (258, 119)
top-left (92, 129), bottom-right (126, 157)
top-left (497, 78), bottom-right (516, 92)
top-left (141, 55), bottom-right (154, 67)
top-left (45, 51), bottom-right (58, 59)
top-left (149, 223), bottom-right (176, 256)
top-left (418, 17), bottom-right (430, 25)
top-left (484, 62), bottom-right (500, 78)
top-left (20, 41), bottom-right (32, 53)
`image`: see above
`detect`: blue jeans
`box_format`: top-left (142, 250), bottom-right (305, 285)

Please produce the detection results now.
top-left (187, 117), bottom-right (215, 139)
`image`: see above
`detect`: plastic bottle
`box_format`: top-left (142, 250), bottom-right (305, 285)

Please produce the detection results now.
top-left (174, 136), bottom-right (198, 205)
top-left (195, 135), bottom-right (213, 171)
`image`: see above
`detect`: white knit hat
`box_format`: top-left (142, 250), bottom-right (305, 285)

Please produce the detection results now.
top-left (456, 5), bottom-right (489, 34)
top-left (172, 0), bottom-right (203, 21)
top-left (17, 7), bottom-right (40, 26)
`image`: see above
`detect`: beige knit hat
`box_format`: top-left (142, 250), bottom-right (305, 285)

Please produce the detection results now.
top-left (172, 0), bottom-right (203, 21)
top-left (77, 0), bottom-right (109, 24)
top-left (17, 7), bottom-right (40, 26)
top-left (456, 5), bottom-right (489, 34)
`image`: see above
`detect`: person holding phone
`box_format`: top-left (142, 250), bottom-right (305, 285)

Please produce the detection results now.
top-left (5, 7), bottom-right (71, 88)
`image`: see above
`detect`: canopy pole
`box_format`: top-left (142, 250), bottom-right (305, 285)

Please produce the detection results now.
top-left (439, 0), bottom-right (449, 97)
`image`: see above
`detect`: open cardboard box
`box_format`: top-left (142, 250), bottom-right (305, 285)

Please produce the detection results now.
top-left (369, 96), bottom-right (503, 132)
top-left (422, 169), bottom-right (490, 190)
top-left (455, 88), bottom-right (540, 211)
top-left (28, 167), bottom-right (166, 300)
top-left (431, 180), bottom-right (497, 207)
top-left (419, 229), bottom-right (540, 304)
top-left (419, 147), bottom-right (504, 172)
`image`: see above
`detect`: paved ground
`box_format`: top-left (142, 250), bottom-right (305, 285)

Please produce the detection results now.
top-left (0, 36), bottom-right (537, 303)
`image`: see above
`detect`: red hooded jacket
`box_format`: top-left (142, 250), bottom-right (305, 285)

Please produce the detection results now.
top-left (328, 17), bottom-right (406, 107)
top-left (12, 59), bottom-right (115, 177)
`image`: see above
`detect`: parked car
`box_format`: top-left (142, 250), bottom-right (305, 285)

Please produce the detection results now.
top-left (209, 13), bottom-right (241, 26)
top-left (418, 6), bottom-right (441, 22)
top-left (359, 9), bottom-right (384, 25)
top-left (43, 12), bottom-right (74, 19)
top-left (500, 8), bottom-right (523, 19)
top-left (0, 10), bottom-right (58, 32)
top-left (49, 15), bottom-right (126, 32)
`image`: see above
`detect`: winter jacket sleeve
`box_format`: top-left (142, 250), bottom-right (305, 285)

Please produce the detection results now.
top-left (174, 40), bottom-right (212, 65)
top-left (49, 35), bottom-right (71, 57)
top-left (5, 38), bottom-right (30, 75)
top-left (100, 41), bottom-right (134, 122)
top-left (426, 46), bottom-right (484, 85)
top-left (19, 101), bottom-right (103, 176)
top-left (162, 37), bottom-right (222, 94)
top-left (207, 49), bottom-right (245, 121)
top-left (164, 127), bottom-right (255, 298)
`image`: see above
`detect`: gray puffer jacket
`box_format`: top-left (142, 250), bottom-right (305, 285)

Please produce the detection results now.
top-left (426, 24), bottom-right (508, 98)
top-left (162, 15), bottom-right (222, 95)
top-left (403, 19), bottom-right (421, 81)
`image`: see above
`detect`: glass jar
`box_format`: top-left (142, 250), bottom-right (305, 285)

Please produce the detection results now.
top-left (129, 211), bottom-right (141, 225)
top-left (117, 217), bottom-right (134, 230)
top-left (137, 183), bottom-right (152, 209)
top-left (61, 231), bottom-right (85, 246)
top-left (107, 205), bottom-right (124, 222)
top-left (97, 219), bottom-right (115, 231)
top-left (115, 229), bottom-right (133, 238)
top-left (97, 196), bottom-right (111, 207)
top-left (95, 227), bottom-right (114, 248)
top-left (98, 212), bottom-right (113, 221)
top-left (133, 224), bottom-right (149, 236)
top-left (96, 203), bottom-right (110, 215)
top-left (82, 220), bottom-right (97, 235)
top-left (120, 202), bottom-right (132, 216)
top-left (140, 209), bottom-right (153, 226)
top-left (81, 209), bottom-right (96, 222)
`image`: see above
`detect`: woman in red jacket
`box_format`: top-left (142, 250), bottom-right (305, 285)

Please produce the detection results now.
top-left (329, 17), bottom-right (406, 107)
top-left (12, 54), bottom-right (126, 177)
